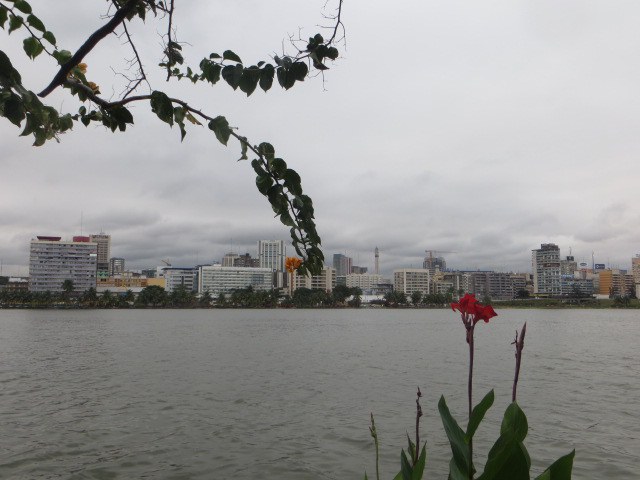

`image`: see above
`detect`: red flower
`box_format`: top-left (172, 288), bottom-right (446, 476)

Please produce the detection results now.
top-left (451, 293), bottom-right (497, 325)
top-left (475, 304), bottom-right (497, 323)
top-left (451, 293), bottom-right (478, 315)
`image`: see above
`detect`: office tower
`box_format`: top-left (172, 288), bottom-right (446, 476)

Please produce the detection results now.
top-left (109, 257), bottom-right (125, 276)
top-left (29, 235), bottom-right (97, 293)
top-left (90, 233), bottom-right (111, 275)
top-left (258, 240), bottom-right (286, 288)
top-left (332, 253), bottom-right (352, 277)
top-left (531, 243), bottom-right (561, 296)
top-left (163, 267), bottom-right (198, 293)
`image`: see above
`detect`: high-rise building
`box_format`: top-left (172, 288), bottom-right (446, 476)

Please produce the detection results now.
top-left (29, 236), bottom-right (97, 293)
top-left (109, 257), bottom-right (125, 276)
top-left (333, 253), bottom-right (352, 277)
top-left (632, 255), bottom-right (640, 284)
top-left (258, 240), bottom-right (286, 288)
top-left (531, 243), bottom-right (561, 296)
top-left (90, 233), bottom-right (111, 276)
top-left (423, 254), bottom-right (446, 274)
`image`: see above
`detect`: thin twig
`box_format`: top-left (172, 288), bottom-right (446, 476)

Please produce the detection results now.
top-left (38, 0), bottom-right (141, 97)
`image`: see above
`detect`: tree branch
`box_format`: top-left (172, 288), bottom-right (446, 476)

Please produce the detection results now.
top-left (38, 0), bottom-right (141, 98)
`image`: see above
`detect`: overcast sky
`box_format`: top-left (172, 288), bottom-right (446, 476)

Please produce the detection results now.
top-left (2, 0), bottom-right (640, 277)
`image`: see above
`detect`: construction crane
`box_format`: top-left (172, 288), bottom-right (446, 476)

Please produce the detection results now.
top-left (161, 259), bottom-right (172, 266)
top-left (424, 250), bottom-right (456, 260)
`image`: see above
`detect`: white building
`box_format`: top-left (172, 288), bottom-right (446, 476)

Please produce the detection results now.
top-left (29, 236), bottom-right (98, 293)
top-left (163, 267), bottom-right (198, 293)
top-left (258, 240), bottom-right (286, 288)
top-left (345, 273), bottom-right (382, 293)
top-left (394, 269), bottom-right (430, 295)
top-left (293, 266), bottom-right (336, 292)
top-left (532, 243), bottom-right (561, 296)
top-left (198, 265), bottom-right (273, 295)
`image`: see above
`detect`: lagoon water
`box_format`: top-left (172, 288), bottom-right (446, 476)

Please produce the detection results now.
top-left (0, 309), bottom-right (638, 479)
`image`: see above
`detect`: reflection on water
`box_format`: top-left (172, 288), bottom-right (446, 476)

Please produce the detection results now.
top-left (0, 309), bottom-right (638, 479)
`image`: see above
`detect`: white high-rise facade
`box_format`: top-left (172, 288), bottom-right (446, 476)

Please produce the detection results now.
top-left (258, 240), bottom-right (286, 288)
top-left (531, 243), bottom-right (561, 296)
top-left (29, 236), bottom-right (98, 293)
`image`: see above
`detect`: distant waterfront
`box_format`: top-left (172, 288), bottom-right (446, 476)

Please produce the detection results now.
top-left (0, 309), bottom-right (638, 479)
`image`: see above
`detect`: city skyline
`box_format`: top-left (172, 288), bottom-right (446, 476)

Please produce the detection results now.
top-left (2, 1), bottom-right (640, 277)
top-left (4, 231), bottom-right (637, 279)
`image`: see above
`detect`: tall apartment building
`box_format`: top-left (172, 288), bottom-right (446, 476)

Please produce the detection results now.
top-left (29, 236), bottom-right (98, 293)
top-left (394, 269), bottom-right (430, 296)
top-left (333, 253), bottom-right (353, 277)
top-left (532, 243), bottom-right (561, 296)
top-left (90, 233), bottom-right (111, 276)
top-left (258, 240), bottom-right (286, 288)
top-left (198, 265), bottom-right (273, 295)
top-left (234, 253), bottom-right (260, 268)
top-left (632, 255), bottom-right (640, 283)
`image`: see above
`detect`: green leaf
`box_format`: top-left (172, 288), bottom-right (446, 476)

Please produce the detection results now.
top-left (478, 403), bottom-right (532, 480)
top-left (2, 93), bottom-right (25, 126)
top-left (258, 142), bottom-right (275, 161)
top-left (13, 0), bottom-right (31, 14)
top-left (259, 64), bottom-right (274, 92)
top-left (467, 389), bottom-right (495, 441)
top-left (23, 36), bottom-right (43, 59)
top-left (208, 115), bottom-right (231, 145)
top-left (221, 64), bottom-right (243, 90)
top-left (149, 91), bottom-right (174, 126)
top-left (270, 158), bottom-right (287, 176)
top-left (413, 444), bottom-right (427, 480)
top-left (276, 67), bottom-right (295, 90)
top-left (279, 212), bottom-right (295, 227)
top-left (26, 13), bottom-right (44, 32)
top-left (0, 7), bottom-right (9, 29)
top-left (256, 174), bottom-right (273, 195)
top-left (290, 61), bottom-right (308, 81)
top-left (0, 50), bottom-right (22, 84)
top-left (52, 49), bottom-right (72, 65)
top-left (534, 450), bottom-right (575, 480)
top-left (327, 46), bottom-right (339, 60)
top-left (400, 449), bottom-right (413, 480)
top-left (438, 395), bottom-right (472, 479)
top-left (42, 30), bottom-right (56, 45)
top-left (8, 14), bottom-right (23, 34)
top-left (239, 66), bottom-right (260, 96)
top-left (199, 59), bottom-right (221, 84)
top-left (500, 402), bottom-right (528, 442)
top-left (222, 50), bottom-right (242, 63)
top-left (478, 438), bottom-right (530, 480)
top-left (283, 168), bottom-right (303, 196)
